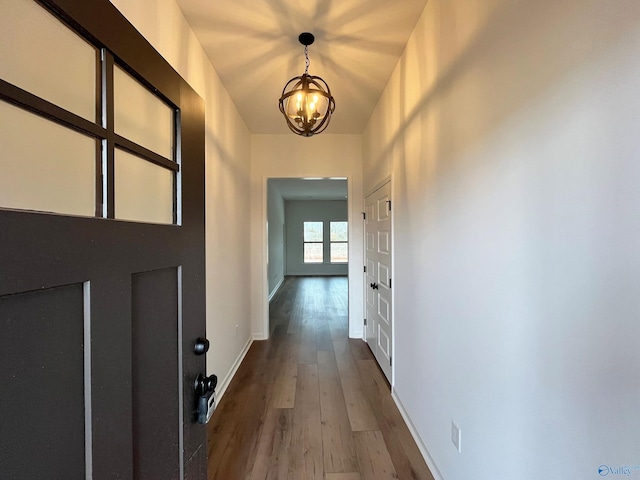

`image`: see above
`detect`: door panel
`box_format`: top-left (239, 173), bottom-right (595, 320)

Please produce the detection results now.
top-left (378, 230), bottom-right (390, 254)
top-left (378, 263), bottom-right (390, 288)
top-left (365, 209), bottom-right (377, 347)
top-left (366, 232), bottom-right (375, 250)
top-left (0, 284), bottom-right (87, 479)
top-left (378, 295), bottom-right (390, 325)
top-left (378, 324), bottom-right (391, 359)
top-left (377, 195), bottom-right (390, 221)
top-left (132, 268), bottom-right (181, 479)
top-left (377, 295), bottom-right (392, 366)
top-left (366, 203), bottom-right (375, 222)
top-left (366, 259), bottom-right (376, 308)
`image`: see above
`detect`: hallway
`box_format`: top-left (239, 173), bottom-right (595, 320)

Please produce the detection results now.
top-left (207, 276), bottom-right (434, 479)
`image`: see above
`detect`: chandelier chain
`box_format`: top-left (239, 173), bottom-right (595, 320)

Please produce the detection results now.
top-left (304, 45), bottom-right (310, 75)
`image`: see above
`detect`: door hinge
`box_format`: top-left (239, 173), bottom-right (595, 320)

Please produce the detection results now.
top-left (362, 211), bottom-right (366, 220)
top-left (390, 356), bottom-right (392, 367)
top-left (386, 200), bottom-right (391, 211)
top-left (364, 265), bottom-right (367, 273)
top-left (364, 318), bottom-right (367, 326)
top-left (389, 278), bottom-right (391, 288)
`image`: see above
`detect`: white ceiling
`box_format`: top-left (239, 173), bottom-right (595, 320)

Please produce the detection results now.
top-left (174, 0), bottom-right (428, 134)
top-left (269, 178), bottom-right (347, 201)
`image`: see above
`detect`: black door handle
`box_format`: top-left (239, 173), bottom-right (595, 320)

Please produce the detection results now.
top-left (195, 373), bottom-right (218, 424)
top-left (194, 373), bottom-right (217, 396)
top-left (373, 283), bottom-right (379, 290)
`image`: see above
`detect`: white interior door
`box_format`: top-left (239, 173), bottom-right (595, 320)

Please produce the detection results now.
top-left (364, 182), bottom-right (392, 381)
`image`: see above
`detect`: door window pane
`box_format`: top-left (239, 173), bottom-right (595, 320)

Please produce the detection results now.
top-left (114, 66), bottom-right (174, 159)
top-left (114, 149), bottom-right (174, 224)
top-left (0, 0), bottom-right (97, 121)
top-left (0, 101), bottom-right (95, 216)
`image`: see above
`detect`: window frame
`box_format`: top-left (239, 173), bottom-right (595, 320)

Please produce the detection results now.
top-left (301, 220), bottom-right (349, 264)
top-left (303, 221), bottom-right (324, 264)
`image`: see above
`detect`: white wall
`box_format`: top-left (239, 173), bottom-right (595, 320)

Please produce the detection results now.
top-left (285, 200), bottom-right (349, 276)
top-left (251, 134), bottom-right (364, 339)
top-left (267, 181), bottom-right (285, 297)
top-left (109, 0), bottom-right (253, 393)
top-left (363, 1), bottom-right (640, 479)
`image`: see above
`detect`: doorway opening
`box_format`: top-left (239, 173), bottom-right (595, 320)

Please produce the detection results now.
top-left (266, 178), bottom-right (349, 336)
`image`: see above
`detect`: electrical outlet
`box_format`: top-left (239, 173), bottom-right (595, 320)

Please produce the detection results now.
top-left (451, 421), bottom-right (462, 452)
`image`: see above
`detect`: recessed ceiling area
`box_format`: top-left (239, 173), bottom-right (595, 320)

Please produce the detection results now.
top-left (269, 178), bottom-right (347, 201)
top-left (174, 0), bottom-right (429, 134)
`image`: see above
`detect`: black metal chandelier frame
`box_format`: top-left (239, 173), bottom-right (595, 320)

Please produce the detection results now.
top-left (278, 33), bottom-right (336, 137)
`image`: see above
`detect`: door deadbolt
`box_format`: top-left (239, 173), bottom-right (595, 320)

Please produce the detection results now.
top-left (194, 337), bottom-right (210, 355)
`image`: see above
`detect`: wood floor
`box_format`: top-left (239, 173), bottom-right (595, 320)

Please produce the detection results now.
top-left (207, 276), bottom-right (434, 480)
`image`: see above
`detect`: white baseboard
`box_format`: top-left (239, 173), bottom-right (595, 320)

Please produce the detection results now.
top-left (214, 336), bottom-right (253, 403)
top-left (268, 276), bottom-right (285, 302)
top-left (391, 391), bottom-right (446, 480)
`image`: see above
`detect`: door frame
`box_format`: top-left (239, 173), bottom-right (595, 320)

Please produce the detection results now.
top-left (260, 175), bottom-right (361, 339)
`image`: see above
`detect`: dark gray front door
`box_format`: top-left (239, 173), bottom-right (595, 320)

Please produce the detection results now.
top-left (0, 1), bottom-right (206, 478)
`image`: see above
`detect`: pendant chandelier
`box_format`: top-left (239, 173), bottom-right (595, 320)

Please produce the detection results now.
top-left (278, 33), bottom-right (336, 137)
